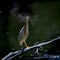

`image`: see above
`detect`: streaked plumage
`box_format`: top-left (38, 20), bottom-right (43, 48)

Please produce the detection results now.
top-left (18, 26), bottom-right (24, 41)
top-left (18, 16), bottom-right (30, 48)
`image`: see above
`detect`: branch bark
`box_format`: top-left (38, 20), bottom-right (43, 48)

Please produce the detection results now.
top-left (2, 36), bottom-right (60, 60)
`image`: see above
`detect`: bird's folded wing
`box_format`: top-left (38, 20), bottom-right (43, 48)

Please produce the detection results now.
top-left (18, 26), bottom-right (24, 41)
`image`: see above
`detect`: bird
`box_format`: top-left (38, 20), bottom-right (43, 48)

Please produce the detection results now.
top-left (18, 16), bottom-right (30, 48)
top-left (10, 3), bottom-right (31, 48)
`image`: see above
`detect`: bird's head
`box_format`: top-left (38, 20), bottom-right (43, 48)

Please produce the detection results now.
top-left (26, 16), bottom-right (30, 22)
top-left (16, 13), bottom-right (31, 23)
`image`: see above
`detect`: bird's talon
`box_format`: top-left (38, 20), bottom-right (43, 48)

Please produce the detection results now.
top-left (26, 46), bottom-right (30, 48)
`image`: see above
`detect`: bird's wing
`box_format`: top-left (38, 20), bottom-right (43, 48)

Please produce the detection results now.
top-left (18, 26), bottom-right (24, 41)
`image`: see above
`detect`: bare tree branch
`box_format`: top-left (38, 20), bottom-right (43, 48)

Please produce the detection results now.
top-left (1, 36), bottom-right (60, 60)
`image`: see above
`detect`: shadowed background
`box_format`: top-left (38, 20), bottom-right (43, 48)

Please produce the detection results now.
top-left (0, 1), bottom-right (60, 59)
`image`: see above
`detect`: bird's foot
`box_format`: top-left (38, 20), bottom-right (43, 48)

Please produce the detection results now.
top-left (26, 46), bottom-right (30, 48)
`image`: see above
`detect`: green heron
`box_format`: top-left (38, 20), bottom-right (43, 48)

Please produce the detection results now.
top-left (10, 4), bottom-right (31, 48)
top-left (18, 16), bottom-right (30, 48)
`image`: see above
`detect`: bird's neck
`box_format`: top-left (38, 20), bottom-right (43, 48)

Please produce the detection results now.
top-left (25, 20), bottom-right (29, 33)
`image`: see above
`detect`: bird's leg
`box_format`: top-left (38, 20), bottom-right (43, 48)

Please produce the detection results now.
top-left (23, 41), bottom-right (30, 48)
top-left (19, 41), bottom-right (23, 48)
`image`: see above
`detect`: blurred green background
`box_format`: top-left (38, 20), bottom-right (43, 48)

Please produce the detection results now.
top-left (0, 1), bottom-right (60, 59)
